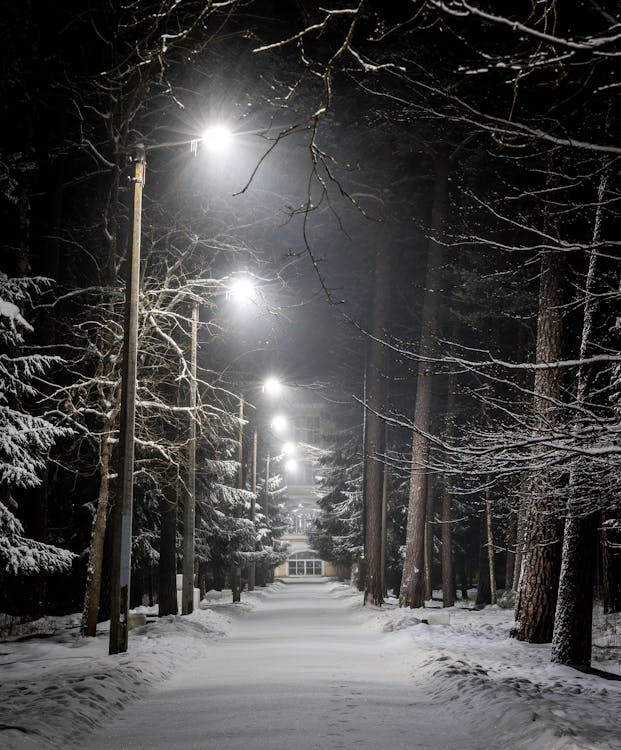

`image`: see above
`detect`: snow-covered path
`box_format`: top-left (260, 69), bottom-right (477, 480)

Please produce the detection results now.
top-left (3, 581), bottom-right (620, 749)
top-left (83, 581), bottom-right (486, 750)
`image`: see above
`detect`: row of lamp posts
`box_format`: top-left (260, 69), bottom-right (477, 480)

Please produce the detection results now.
top-left (108, 123), bottom-right (301, 652)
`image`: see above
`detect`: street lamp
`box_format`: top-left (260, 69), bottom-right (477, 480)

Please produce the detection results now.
top-left (109, 127), bottom-right (233, 655)
top-left (228, 276), bottom-right (256, 305)
top-left (285, 458), bottom-right (298, 473)
top-left (270, 414), bottom-right (287, 433)
top-left (282, 441), bottom-right (296, 456)
top-left (201, 125), bottom-right (233, 153)
top-left (263, 376), bottom-right (282, 397)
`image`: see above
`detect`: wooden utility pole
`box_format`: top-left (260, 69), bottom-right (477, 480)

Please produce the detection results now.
top-left (231, 397), bottom-right (244, 602)
top-left (247, 428), bottom-right (258, 591)
top-left (109, 145), bottom-right (144, 655)
top-left (182, 301), bottom-right (198, 614)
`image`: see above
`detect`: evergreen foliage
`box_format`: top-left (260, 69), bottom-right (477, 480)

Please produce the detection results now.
top-left (0, 275), bottom-right (74, 576)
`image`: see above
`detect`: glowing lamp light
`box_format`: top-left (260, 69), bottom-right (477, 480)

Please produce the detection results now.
top-left (285, 458), bottom-right (298, 473)
top-left (271, 414), bottom-right (287, 433)
top-left (201, 125), bottom-right (233, 153)
top-left (263, 377), bottom-right (282, 396)
top-left (282, 441), bottom-right (296, 456)
top-left (228, 277), bottom-right (255, 305)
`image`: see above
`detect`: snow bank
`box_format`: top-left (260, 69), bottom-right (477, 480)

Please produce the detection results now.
top-left (0, 603), bottom-right (232, 749)
top-left (355, 596), bottom-right (621, 750)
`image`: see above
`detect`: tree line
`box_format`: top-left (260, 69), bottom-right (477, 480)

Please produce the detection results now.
top-left (1, 1), bottom-right (619, 671)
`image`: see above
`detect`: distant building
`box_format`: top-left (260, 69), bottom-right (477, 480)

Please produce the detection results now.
top-left (267, 386), bottom-right (337, 579)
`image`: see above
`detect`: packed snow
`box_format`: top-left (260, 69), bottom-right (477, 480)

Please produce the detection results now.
top-left (1, 582), bottom-right (620, 749)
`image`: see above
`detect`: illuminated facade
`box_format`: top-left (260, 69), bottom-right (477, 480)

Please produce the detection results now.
top-left (268, 387), bottom-right (336, 579)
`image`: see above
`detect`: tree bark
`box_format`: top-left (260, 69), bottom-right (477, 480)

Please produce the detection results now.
top-left (400, 144), bottom-right (449, 608)
top-left (380, 457), bottom-right (388, 596)
top-left (459, 551), bottom-right (469, 601)
top-left (505, 506), bottom-right (517, 593)
top-left (551, 513), bottom-right (598, 666)
top-left (441, 371), bottom-right (457, 607)
top-left (513, 249), bottom-right (565, 642)
top-left (485, 483), bottom-right (497, 605)
top-left (81, 427), bottom-right (114, 636)
top-left (512, 479), bottom-right (528, 592)
top-left (602, 519), bottom-right (621, 614)
top-left (363, 239), bottom-right (391, 606)
top-left (476, 511), bottom-right (491, 607)
top-left (158, 481), bottom-right (178, 616)
top-left (551, 164), bottom-right (611, 665)
top-left (423, 477), bottom-right (434, 601)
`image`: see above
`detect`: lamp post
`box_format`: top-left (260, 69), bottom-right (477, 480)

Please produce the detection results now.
top-left (108, 129), bottom-right (232, 655)
top-left (109, 145), bottom-right (144, 656)
top-left (247, 426), bottom-right (258, 591)
top-left (181, 301), bottom-right (198, 615)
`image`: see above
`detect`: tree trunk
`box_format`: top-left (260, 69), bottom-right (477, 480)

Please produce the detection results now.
top-left (513, 249), bottom-right (565, 642)
top-left (231, 566), bottom-right (242, 603)
top-left (551, 164), bottom-right (611, 666)
top-left (551, 514), bottom-right (598, 666)
top-left (363, 238), bottom-right (391, 606)
top-left (158, 482), bottom-right (178, 616)
top-left (459, 551), bottom-right (469, 601)
top-left (476, 512), bottom-right (491, 607)
top-left (441, 481), bottom-right (455, 607)
top-left (423, 477), bottom-right (434, 602)
top-left (512, 479), bottom-right (528, 591)
top-left (401, 144), bottom-right (449, 608)
top-left (485, 484), bottom-right (497, 605)
top-left (441, 370), bottom-right (457, 607)
top-left (505, 506), bottom-right (517, 593)
top-left (81, 428), bottom-right (113, 636)
top-left (198, 560), bottom-right (208, 600)
top-left (602, 519), bottom-right (621, 614)
top-left (380, 458), bottom-right (388, 596)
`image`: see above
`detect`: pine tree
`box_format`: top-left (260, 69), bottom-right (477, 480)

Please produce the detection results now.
top-left (0, 275), bottom-right (74, 578)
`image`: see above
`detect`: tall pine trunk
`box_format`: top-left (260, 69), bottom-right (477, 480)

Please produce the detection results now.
top-left (363, 239), bottom-right (391, 606)
top-left (158, 481), bottom-right (178, 616)
top-left (485, 484), bottom-right (497, 605)
top-left (513, 248), bottom-right (565, 642)
top-left (476, 510), bottom-right (491, 607)
top-left (441, 371), bottom-right (457, 607)
top-left (423, 477), bottom-right (434, 601)
top-left (400, 144), bottom-right (449, 608)
top-left (602, 519), bottom-right (621, 614)
top-left (81, 426), bottom-right (114, 636)
top-left (551, 165), bottom-right (610, 666)
top-left (82, 156), bottom-right (122, 636)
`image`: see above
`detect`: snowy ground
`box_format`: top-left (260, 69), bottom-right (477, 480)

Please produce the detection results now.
top-left (1, 582), bottom-right (620, 749)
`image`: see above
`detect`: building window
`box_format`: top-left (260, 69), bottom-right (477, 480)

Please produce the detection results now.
top-left (287, 550), bottom-right (324, 576)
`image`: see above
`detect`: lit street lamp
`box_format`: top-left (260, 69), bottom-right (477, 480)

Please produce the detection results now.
top-left (281, 441), bottom-right (296, 456)
top-left (109, 127), bottom-right (233, 655)
top-left (228, 276), bottom-right (256, 305)
top-left (270, 414), bottom-right (287, 434)
top-left (263, 376), bottom-right (282, 397)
